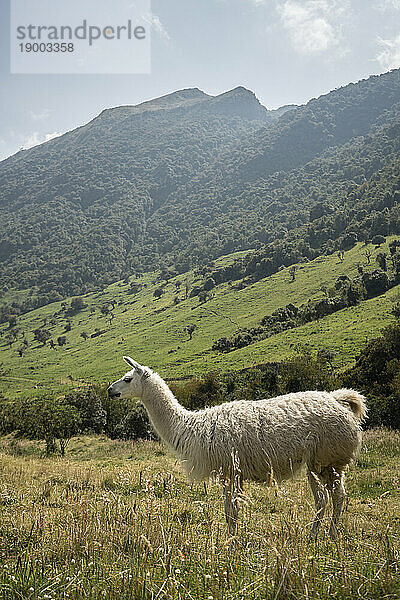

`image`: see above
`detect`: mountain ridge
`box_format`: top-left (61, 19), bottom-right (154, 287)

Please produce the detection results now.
top-left (0, 84), bottom-right (271, 168)
top-left (1, 70), bottom-right (400, 311)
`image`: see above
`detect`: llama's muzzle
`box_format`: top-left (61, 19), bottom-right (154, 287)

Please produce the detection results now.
top-left (108, 385), bottom-right (121, 399)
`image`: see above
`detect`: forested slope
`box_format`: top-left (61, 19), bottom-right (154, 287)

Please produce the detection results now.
top-left (1, 70), bottom-right (400, 313)
top-left (0, 87), bottom-right (271, 302)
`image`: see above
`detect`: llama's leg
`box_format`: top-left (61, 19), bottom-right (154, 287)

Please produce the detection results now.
top-left (223, 451), bottom-right (243, 536)
top-left (326, 469), bottom-right (346, 539)
top-left (307, 468), bottom-right (329, 539)
top-left (223, 478), bottom-right (241, 536)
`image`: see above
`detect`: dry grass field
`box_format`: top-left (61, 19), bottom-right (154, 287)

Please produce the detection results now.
top-left (0, 430), bottom-right (399, 600)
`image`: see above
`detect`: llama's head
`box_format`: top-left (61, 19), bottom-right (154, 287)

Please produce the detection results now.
top-left (108, 356), bottom-right (152, 399)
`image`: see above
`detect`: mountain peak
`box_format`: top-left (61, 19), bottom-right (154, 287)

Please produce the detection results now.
top-left (96, 88), bottom-right (210, 121)
top-left (135, 87), bottom-right (210, 111)
top-left (224, 85), bottom-right (254, 95)
top-left (207, 86), bottom-right (269, 120)
top-left (96, 85), bottom-right (268, 123)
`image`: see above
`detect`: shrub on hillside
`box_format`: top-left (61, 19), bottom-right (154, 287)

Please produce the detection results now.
top-left (65, 297), bottom-right (87, 316)
top-left (171, 372), bottom-right (223, 410)
top-left (342, 322), bottom-right (400, 428)
top-left (280, 351), bottom-right (339, 394)
top-left (372, 235), bottom-right (386, 246)
top-left (1, 395), bottom-right (81, 455)
top-left (113, 404), bottom-right (157, 441)
top-left (64, 388), bottom-right (106, 433)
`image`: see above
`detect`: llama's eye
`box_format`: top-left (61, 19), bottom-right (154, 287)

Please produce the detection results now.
top-left (124, 377), bottom-right (133, 383)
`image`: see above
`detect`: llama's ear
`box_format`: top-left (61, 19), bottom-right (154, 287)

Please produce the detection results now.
top-left (123, 356), bottom-right (144, 374)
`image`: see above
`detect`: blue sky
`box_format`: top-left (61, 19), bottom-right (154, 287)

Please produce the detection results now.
top-left (1, 0), bottom-right (400, 161)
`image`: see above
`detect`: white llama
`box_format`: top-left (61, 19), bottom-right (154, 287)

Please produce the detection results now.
top-left (108, 356), bottom-right (367, 538)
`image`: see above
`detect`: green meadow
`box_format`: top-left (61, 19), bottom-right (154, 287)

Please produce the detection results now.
top-left (1, 239), bottom-right (398, 399)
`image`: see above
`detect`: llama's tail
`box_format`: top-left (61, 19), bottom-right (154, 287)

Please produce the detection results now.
top-left (331, 388), bottom-right (368, 421)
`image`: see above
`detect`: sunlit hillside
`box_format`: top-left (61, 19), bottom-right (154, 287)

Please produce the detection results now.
top-left (1, 239), bottom-right (397, 399)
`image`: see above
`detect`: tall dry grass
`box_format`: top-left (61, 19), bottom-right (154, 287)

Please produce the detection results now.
top-left (0, 431), bottom-right (399, 599)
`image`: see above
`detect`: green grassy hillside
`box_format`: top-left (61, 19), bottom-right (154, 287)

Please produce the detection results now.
top-left (0, 239), bottom-right (398, 399)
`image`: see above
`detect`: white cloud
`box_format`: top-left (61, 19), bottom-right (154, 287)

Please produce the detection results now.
top-left (277, 0), bottom-right (349, 55)
top-left (143, 13), bottom-right (170, 41)
top-left (29, 108), bottom-right (52, 121)
top-left (376, 0), bottom-right (400, 9)
top-left (23, 131), bottom-right (62, 150)
top-left (376, 34), bottom-right (400, 70)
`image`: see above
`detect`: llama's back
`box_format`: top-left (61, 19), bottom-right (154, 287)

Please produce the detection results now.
top-left (184, 390), bottom-right (364, 482)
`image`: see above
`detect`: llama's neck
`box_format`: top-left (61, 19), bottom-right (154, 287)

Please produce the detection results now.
top-left (141, 373), bottom-right (189, 451)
